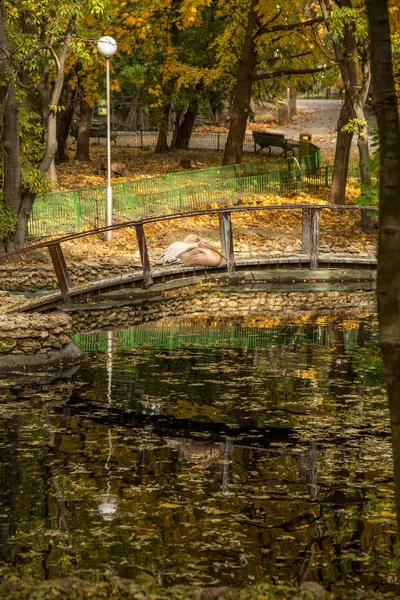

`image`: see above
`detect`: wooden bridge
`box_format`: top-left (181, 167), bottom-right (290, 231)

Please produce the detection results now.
top-left (2, 203), bottom-right (378, 313)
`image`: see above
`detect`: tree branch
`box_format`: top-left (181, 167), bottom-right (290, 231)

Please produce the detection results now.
top-left (264, 51), bottom-right (313, 64)
top-left (260, 16), bottom-right (324, 36)
top-left (253, 65), bottom-right (329, 82)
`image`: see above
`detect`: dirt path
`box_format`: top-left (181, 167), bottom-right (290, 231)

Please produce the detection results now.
top-left (254, 98), bottom-right (376, 158)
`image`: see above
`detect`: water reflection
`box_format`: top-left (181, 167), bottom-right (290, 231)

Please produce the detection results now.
top-left (0, 314), bottom-right (397, 593)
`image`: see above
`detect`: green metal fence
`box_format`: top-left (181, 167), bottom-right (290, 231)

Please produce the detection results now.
top-left (29, 142), bottom-right (358, 237)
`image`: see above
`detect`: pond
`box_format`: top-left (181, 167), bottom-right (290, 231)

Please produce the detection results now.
top-left (0, 313), bottom-right (398, 594)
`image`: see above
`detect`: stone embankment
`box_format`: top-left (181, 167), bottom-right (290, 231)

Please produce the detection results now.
top-left (0, 310), bottom-right (72, 354)
top-left (70, 283), bottom-right (377, 333)
top-left (0, 293), bottom-right (84, 378)
top-left (0, 258), bottom-right (141, 292)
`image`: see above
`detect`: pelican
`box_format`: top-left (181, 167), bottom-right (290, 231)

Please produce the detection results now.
top-left (156, 234), bottom-right (200, 265)
top-left (176, 240), bottom-right (226, 267)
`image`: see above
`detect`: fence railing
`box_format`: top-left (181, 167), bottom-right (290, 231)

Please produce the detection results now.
top-left (29, 141), bottom-right (348, 238)
top-left (73, 130), bottom-right (272, 153)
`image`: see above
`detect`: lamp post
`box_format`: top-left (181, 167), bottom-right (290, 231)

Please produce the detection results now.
top-left (97, 36), bottom-right (117, 244)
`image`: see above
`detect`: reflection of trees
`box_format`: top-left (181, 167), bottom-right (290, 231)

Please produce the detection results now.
top-left (299, 443), bottom-right (318, 501)
top-left (0, 315), bottom-right (394, 589)
top-left (327, 319), bottom-right (358, 408)
top-left (0, 416), bottom-right (22, 563)
top-left (0, 407), bottom-right (395, 587)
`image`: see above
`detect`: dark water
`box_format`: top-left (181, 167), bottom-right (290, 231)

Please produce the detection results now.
top-left (0, 314), bottom-right (398, 592)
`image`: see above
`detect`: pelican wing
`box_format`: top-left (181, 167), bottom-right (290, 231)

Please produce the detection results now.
top-left (157, 241), bottom-right (199, 265)
top-left (178, 246), bottom-right (224, 267)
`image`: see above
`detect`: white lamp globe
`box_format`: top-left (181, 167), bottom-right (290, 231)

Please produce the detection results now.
top-left (97, 36), bottom-right (117, 58)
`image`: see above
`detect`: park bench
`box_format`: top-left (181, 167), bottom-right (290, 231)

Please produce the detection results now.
top-left (252, 130), bottom-right (299, 158)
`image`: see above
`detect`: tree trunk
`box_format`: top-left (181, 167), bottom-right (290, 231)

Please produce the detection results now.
top-left (38, 17), bottom-right (76, 181)
top-left (222, 0), bottom-right (258, 165)
top-left (170, 108), bottom-right (183, 149)
top-left (172, 101), bottom-right (199, 150)
top-left (365, 0), bottom-right (400, 533)
top-left (138, 105), bottom-right (149, 130)
top-left (0, 3), bottom-right (24, 258)
top-left (126, 95), bottom-right (138, 130)
top-left (155, 104), bottom-right (171, 154)
top-left (328, 99), bottom-right (353, 204)
top-left (55, 80), bottom-right (76, 164)
top-left (320, 0), bottom-right (371, 205)
top-left (75, 99), bottom-right (92, 162)
top-left (0, 10), bottom-right (21, 215)
top-left (288, 88), bottom-right (297, 118)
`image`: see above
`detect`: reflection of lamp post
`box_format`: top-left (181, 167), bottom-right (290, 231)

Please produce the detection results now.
top-left (98, 428), bottom-right (119, 521)
top-left (97, 36), bottom-right (117, 244)
top-left (106, 330), bottom-right (113, 406)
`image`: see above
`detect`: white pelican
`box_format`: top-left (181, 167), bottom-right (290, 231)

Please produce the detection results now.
top-left (156, 234), bottom-right (200, 265)
top-left (176, 240), bottom-right (226, 267)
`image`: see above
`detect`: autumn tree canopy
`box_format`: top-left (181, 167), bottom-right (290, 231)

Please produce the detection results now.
top-left (1, 0), bottom-right (398, 257)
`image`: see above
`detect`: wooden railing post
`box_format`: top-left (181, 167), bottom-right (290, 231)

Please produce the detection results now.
top-left (301, 207), bottom-right (311, 254)
top-left (135, 223), bottom-right (153, 285)
top-left (219, 211), bottom-right (235, 273)
top-left (48, 243), bottom-right (72, 302)
top-left (310, 208), bottom-right (320, 269)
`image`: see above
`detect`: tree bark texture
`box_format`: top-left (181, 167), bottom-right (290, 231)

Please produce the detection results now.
top-left (0, 3), bottom-right (22, 257)
top-left (328, 98), bottom-right (353, 204)
top-left (155, 104), bottom-right (171, 154)
top-left (365, 0), bottom-right (400, 533)
top-left (39, 18), bottom-right (75, 179)
top-left (222, 0), bottom-right (259, 165)
top-left (126, 95), bottom-right (138, 130)
top-left (75, 99), bottom-right (92, 162)
top-left (55, 79), bottom-right (77, 164)
top-left (0, 4), bottom-right (21, 217)
top-left (173, 100), bottom-right (199, 150)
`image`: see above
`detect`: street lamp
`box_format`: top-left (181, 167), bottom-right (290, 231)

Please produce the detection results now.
top-left (97, 36), bottom-right (117, 244)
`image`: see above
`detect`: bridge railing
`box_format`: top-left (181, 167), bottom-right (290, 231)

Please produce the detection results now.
top-left (7, 203), bottom-right (377, 313)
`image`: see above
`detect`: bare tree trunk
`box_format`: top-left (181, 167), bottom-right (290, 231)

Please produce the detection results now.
top-left (172, 101), bottom-right (199, 150)
top-left (170, 108), bottom-right (183, 149)
top-left (75, 99), bottom-right (92, 162)
top-left (329, 99), bottom-right (353, 204)
top-left (365, 0), bottom-right (400, 532)
top-left (55, 80), bottom-right (76, 164)
top-left (126, 95), bottom-right (138, 130)
top-left (155, 104), bottom-right (171, 154)
top-left (222, 0), bottom-right (258, 165)
top-left (289, 88), bottom-right (297, 117)
top-left (0, 2), bottom-right (23, 258)
top-left (138, 105), bottom-right (149, 130)
top-left (39, 17), bottom-right (76, 180)
top-left (0, 9), bottom-right (21, 215)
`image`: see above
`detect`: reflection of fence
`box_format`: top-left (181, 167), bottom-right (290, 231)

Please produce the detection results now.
top-left (29, 139), bottom-right (352, 238)
top-left (73, 321), bottom-right (379, 352)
